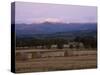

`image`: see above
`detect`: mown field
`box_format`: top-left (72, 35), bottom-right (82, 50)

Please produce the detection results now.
top-left (15, 49), bottom-right (97, 73)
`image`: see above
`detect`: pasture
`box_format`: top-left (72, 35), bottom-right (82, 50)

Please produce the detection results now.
top-left (15, 49), bottom-right (97, 73)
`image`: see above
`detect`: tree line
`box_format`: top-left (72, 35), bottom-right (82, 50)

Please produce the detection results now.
top-left (16, 36), bottom-right (97, 49)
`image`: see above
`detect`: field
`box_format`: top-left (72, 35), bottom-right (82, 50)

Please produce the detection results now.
top-left (15, 49), bottom-right (97, 73)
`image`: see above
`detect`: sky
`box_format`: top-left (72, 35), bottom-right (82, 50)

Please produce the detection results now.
top-left (15, 2), bottom-right (97, 24)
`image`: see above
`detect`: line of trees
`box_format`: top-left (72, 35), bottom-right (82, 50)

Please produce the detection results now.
top-left (16, 36), bottom-right (97, 49)
top-left (16, 38), bottom-right (68, 49)
top-left (74, 36), bottom-right (97, 48)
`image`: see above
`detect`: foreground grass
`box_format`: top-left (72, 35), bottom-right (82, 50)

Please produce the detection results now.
top-left (15, 54), bottom-right (97, 73)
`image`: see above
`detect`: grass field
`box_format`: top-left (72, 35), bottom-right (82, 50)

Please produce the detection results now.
top-left (15, 49), bottom-right (97, 73)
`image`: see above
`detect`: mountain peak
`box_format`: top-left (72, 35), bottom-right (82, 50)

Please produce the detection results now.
top-left (32, 18), bottom-right (64, 24)
top-left (42, 21), bottom-right (53, 24)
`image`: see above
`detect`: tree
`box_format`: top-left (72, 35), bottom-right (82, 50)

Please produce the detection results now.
top-left (69, 44), bottom-right (74, 49)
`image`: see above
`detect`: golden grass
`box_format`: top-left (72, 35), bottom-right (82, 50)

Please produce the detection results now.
top-left (15, 54), bottom-right (97, 73)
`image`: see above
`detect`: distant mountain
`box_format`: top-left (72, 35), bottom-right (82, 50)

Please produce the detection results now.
top-left (14, 22), bottom-right (97, 38)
